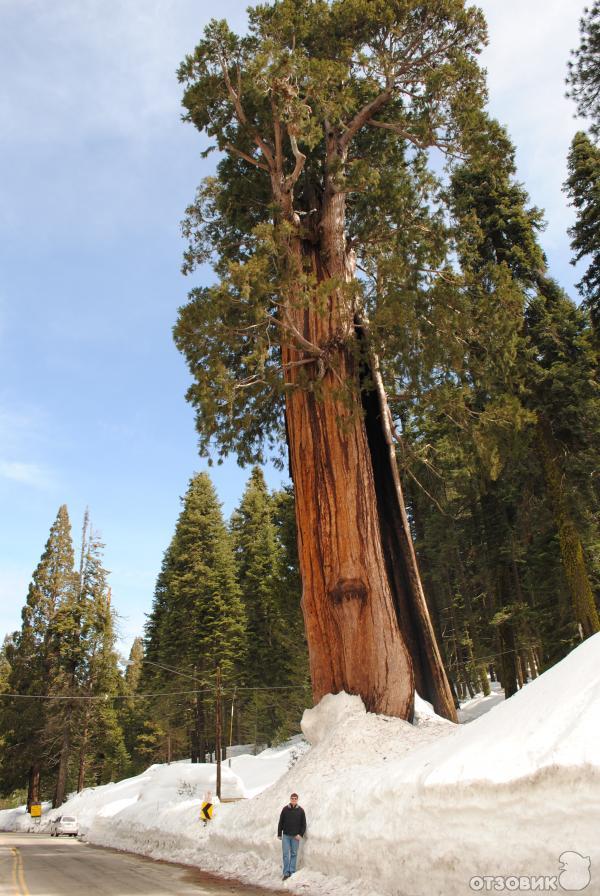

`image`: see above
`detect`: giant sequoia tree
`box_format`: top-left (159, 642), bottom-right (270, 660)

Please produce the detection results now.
top-left (175, 0), bottom-right (488, 720)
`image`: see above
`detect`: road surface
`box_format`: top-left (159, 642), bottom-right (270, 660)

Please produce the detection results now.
top-left (0, 833), bottom-right (284, 896)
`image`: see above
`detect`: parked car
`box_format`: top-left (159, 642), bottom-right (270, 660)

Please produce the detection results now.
top-left (49, 815), bottom-right (78, 837)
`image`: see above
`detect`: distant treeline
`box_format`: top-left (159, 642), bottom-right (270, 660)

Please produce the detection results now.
top-left (0, 471), bottom-right (308, 807)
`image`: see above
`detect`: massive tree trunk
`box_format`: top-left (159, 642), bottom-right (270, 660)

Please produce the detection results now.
top-left (279, 184), bottom-right (455, 720)
top-left (284, 354), bottom-right (414, 717)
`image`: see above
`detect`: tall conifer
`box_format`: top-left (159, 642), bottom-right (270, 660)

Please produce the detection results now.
top-left (565, 131), bottom-right (600, 339)
top-left (143, 473), bottom-right (247, 762)
top-left (1, 506), bottom-right (77, 806)
top-left (231, 469), bottom-right (307, 743)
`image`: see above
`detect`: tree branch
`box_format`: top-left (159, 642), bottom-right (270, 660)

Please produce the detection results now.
top-left (233, 357), bottom-right (317, 391)
top-left (272, 99), bottom-right (284, 176)
top-left (219, 54), bottom-right (275, 170)
top-left (339, 87), bottom-right (393, 150)
top-left (284, 133), bottom-right (307, 191)
top-left (270, 308), bottom-right (324, 357)
top-left (224, 143), bottom-right (270, 172)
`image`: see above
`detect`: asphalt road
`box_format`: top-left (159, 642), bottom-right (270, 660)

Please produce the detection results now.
top-left (0, 833), bottom-right (284, 896)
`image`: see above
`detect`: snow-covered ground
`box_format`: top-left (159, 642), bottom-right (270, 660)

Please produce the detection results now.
top-left (457, 681), bottom-right (505, 723)
top-left (2, 635), bottom-right (599, 896)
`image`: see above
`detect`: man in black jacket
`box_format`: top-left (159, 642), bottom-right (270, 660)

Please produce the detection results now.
top-left (277, 793), bottom-right (307, 880)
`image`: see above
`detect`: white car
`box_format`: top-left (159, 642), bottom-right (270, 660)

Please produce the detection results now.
top-left (49, 815), bottom-right (78, 837)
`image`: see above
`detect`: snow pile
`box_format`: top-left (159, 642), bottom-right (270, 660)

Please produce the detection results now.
top-left (1, 636), bottom-right (599, 896)
top-left (203, 634), bottom-right (600, 894)
top-left (0, 742), bottom-right (301, 837)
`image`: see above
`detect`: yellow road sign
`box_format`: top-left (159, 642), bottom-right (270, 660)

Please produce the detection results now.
top-left (200, 801), bottom-right (213, 822)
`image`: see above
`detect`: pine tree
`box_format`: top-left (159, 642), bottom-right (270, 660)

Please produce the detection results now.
top-left (125, 637), bottom-right (144, 692)
top-left (565, 131), bottom-right (600, 339)
top-left (231, 469), bottom-right (308, 743)
top-left (138, 535), bottom-right (187, 765)
top-left (142, 473), bottom-right (247, 762)
top-left (270, 486), bottom-right (311, 738)
top-left (47, 514), bottom-right (90, 807)
top-left (566, 1), bottom-right (600, 138)
top-left (0, 507), bottom-right (129, 804)
top-left (119, 638), bottom-right (146, 774)
top-left (0, 638), bottom-right (12, 771)
top-left (525, 280), bottom-right (600, 638)
top-left (231, 468), bottom-right (282, 673)
top-left (0, 639), bottom-right (10, 695)
top-left (390, 114), bottom-right (599, 703)
top-left (74, 529), bottom-right (129, 790)
top-left (0, 506), bottom-right (78, 806)
top-left (435, 117), bottom-right (600, 660)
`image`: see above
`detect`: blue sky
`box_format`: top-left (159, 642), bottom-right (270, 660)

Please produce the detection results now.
top-left (0, 0), bottom-right (589, 654)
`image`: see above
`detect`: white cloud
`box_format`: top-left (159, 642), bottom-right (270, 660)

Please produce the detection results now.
top-left (1, 0), bottom-right (247, 148)
top-left (0, 404), bottom-right (56, 489)
top-left (0, 459), bottom-right (54, 489)
top-left (477, 0), bottom-right (588, 276)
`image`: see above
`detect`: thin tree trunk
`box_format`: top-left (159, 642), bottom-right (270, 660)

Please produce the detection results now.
top-left (27, 764), bottom-right (41, 812)
top-left (478, 666), bottom-right (491, 696)
top-left (77, 724), bottom-right (88, 792)
top-left (515, 654), bottom-right (524, 689)
top-left (499, 619), bottom-right (519, 699)
top-left (528, 648), bottom-right (539, 679)
top-left (53, 726), bottom-right (71, 808)
top-left (537, 421), bottom-right (600, 637)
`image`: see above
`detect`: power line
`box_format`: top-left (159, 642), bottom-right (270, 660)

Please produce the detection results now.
top-left (0, 688), bottom-right (214, 701)
top-left (0, 683), bottom-right (312, 701)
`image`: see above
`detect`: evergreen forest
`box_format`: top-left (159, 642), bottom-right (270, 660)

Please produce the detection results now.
top-left (1, 0), bottom-right (599, 808)
top-left (0, 474), bottom-right (308, 807)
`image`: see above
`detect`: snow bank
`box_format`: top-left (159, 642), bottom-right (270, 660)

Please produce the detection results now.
top-left (2, 636), bottom-right (599, 896)
top-left (204, 639), bottom-right (600, 895)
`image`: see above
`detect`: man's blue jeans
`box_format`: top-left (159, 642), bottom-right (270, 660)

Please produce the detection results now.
top-left (282, 833), bottom-right (300, 876)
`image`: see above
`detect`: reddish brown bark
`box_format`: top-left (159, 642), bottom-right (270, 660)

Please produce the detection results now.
top-left (272, 156), bottom-right (458, 719)
top-left (27, 764), bottom-right (40, 812)
top-left (285, 372), bottom-right (415, 715)
top-left (278, 185), bottom-right (412, 718)
top-left (205, 91), bottom-right (460, 720)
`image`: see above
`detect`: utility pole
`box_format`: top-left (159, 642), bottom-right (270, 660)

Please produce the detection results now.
top-left (215, 666), bottom-right (222, 800)
top-left (229, 686), bottom-right (236, 753)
